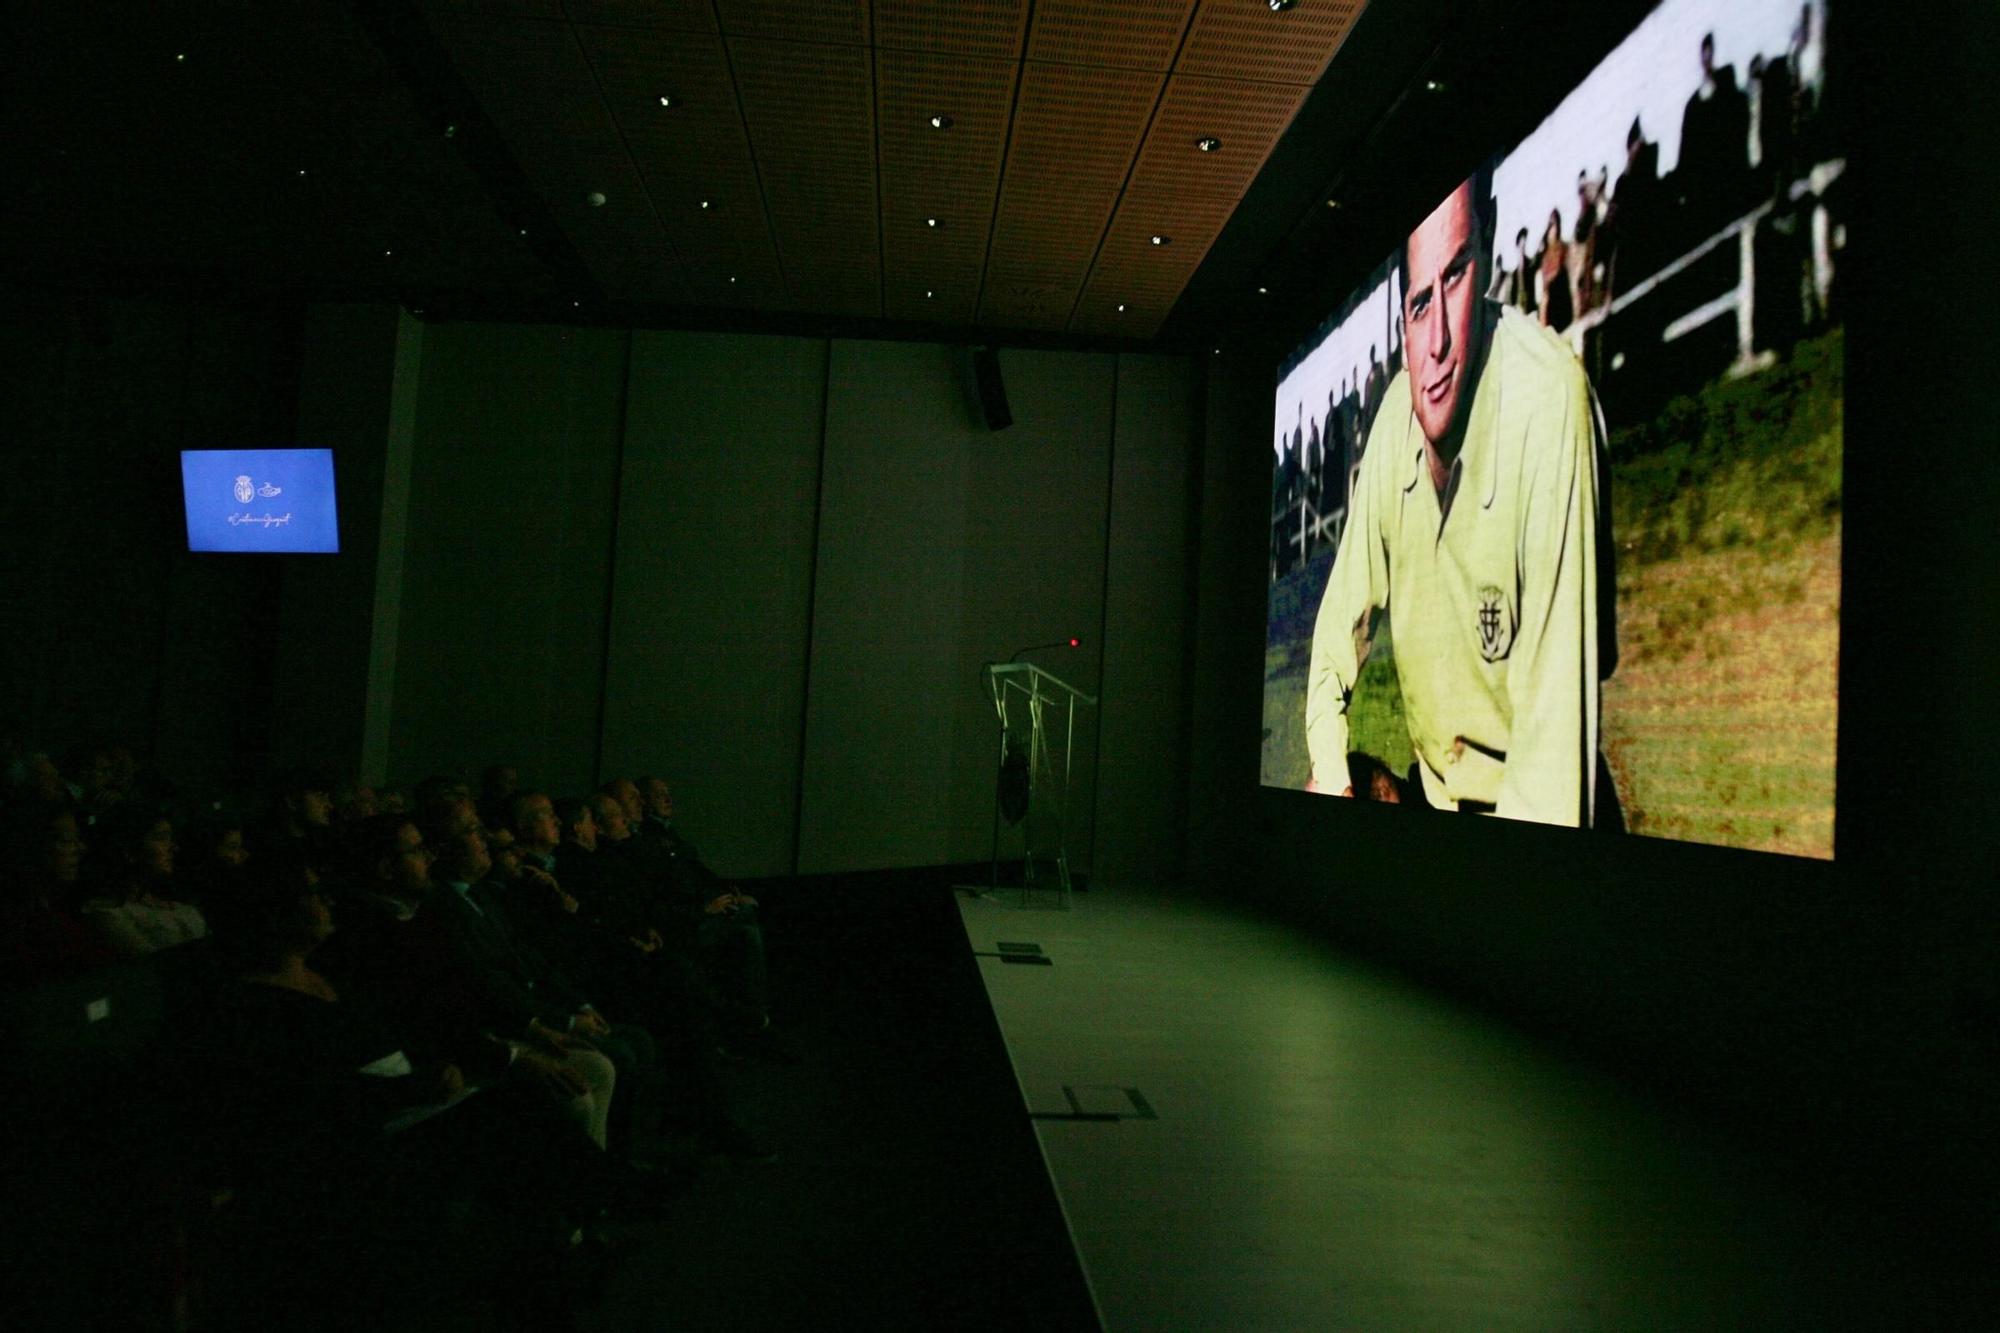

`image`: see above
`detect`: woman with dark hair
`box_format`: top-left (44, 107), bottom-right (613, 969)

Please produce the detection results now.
top-left (76, 805), bottom-right (207, 958)
top-left (0, 799), bottom-right (116, 984)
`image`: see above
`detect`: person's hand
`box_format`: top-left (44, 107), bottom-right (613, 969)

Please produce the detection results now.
top-left (513, 1048), bottom-right (589, 1099)
top-left (704, 894), bottom-right (735, 915)
top-left (436, 1064), bottom-right (466, 1097)
top-left (527, 1018), bottom-right (575, 1054)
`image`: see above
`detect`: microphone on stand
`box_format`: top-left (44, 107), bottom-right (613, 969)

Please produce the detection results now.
top-left (1008, 637), bottom-right (1081, 662)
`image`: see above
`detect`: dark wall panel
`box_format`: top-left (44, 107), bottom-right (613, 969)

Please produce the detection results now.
top-left (386, 321), bottom-right (626, 795)
top-left (599, 331), bottom-right (825, 877)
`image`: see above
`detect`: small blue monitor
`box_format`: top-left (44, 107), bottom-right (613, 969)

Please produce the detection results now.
top-left (180, 448), bottom-right (339, 554)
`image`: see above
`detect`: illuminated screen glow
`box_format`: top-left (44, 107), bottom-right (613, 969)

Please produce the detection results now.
top-left (1261, 0), bottom-right (1841, 859)
top-left (181, 448), bottom-right (340, 554)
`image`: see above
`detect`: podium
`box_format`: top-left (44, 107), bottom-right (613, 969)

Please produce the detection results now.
top-left (981, 661), bottom-right (1095, 908)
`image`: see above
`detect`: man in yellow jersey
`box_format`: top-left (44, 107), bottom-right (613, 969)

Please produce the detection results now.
top-left (1304, 169), bottom-right (1617, 826)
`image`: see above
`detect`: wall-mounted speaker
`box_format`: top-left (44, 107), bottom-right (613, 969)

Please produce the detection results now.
top-left (972, 346), bottom-right (1012, 431)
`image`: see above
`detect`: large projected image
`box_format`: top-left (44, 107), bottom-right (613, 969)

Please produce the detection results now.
top-left (1261, 0), bottom-right (1841, 859)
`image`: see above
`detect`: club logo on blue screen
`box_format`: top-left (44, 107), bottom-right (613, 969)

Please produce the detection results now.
top-left (181, 449), bottom-right (339, 554)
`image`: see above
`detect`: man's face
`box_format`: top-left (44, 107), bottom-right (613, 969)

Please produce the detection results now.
top-left (1403, 181), bottom-right (1484, 449)
top-left (643, 778), bottom-right (673, 820)
top-left (389, 821), bottom-right (432, 894)
top-left (519, 797), bottom-right (561, 851)
top-left (460, 829), bottom-right (492, 883)
top-left (298, 789), bottom-right (333, 828)
top-left (216, 828), bottom-right (249, 868)
top-left (569, 805), bottom-right (599, 852)
top-left (591, 796), bottom-right (630, 843)
top-left (610, 779), bottom-right (642, 825)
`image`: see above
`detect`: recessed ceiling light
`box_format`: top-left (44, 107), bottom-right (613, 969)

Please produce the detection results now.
top-left (699, 200), bottom-right (710, 210)
top-left (658, 94), bottom-right (675, 108)
top-left (443, 123), bottom-right (457, 139)
top-left (729, 276), bottom-right (737, 284)
top-left (1258, 285), bottom-right (1269, 294)
top-left (1150, 234), bottom-right (1170, 246)
top-left (1117, 303), bottom-right (1127, 312)
top-left (297, 168), bottom-right (307, 177)
top-left (1425, 79), bottom-right (1445, 93)
top-left (925, 290), bottom-right (934, 298)
top-left (585, 190), bottom-right (606, 207)
top-left (1195, 136), bottom-right (1222, 152)
top-left (926, 217), bottom-right (939, 228)
top-left (519, 228), bottom-right (528, 236)
top-left (929, 114), bottom-right (952, 130)
top-left (1326, 198), bottom-right (1341, 209)
top-left (175, 52), bottom-right (187, 63)
top-left (383, 249), bottom-right (393, 257)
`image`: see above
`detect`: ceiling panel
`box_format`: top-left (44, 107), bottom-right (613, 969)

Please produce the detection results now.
top-left (1131, 76), bottom-right (1311, 202)
top-left (20, 0), bottom-right (1372, 343)
top-left (877, 49), bottom-right (1016, 326)
top-left (1028, 0), bottom-right (1197, 71)
top-left (1177, 0), bottom-right (1364, 85)
top-left (873, 0), bottom-right (1030, 59)
top-left (715, 0), bottom-right (871, 47)
top-left (572, 21), bottom-right (781, 306)
top-left (429, 12), bottom-right (691, 303)
top-left (728, 36), bottom-right (880, 316)
top-left (561, 0), bottom-right (718, 30)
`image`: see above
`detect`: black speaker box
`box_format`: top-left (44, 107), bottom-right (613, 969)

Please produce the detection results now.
top-left (972, 346), bottom-right (1012, 431)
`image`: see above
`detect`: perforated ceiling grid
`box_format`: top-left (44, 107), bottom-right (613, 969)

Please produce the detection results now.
top-left (421, 0), bottom-right (1367, 333)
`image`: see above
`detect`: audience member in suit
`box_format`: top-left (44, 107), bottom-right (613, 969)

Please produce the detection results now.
top-left (623, 779), bottom-right (782, 1058)
top-left (313, 815), bottom-right (619, 1149)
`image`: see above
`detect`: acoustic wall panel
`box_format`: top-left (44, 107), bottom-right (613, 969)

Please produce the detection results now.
top-left (598, 332), bottom-right (826, 877)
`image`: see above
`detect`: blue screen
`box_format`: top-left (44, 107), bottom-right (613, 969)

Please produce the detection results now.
top-left (181, 449), bottom-right (339, 554)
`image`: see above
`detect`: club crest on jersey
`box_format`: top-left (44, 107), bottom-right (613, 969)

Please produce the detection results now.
top-left (1476, 585), bottom-right (1512, 662)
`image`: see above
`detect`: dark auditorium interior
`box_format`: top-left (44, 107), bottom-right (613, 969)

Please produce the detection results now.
top-left (2, 1), bottom-right (1995, 1329)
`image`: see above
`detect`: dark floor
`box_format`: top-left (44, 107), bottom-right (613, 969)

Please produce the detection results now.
top-left (584, 871), bottom-right (1099, 1332)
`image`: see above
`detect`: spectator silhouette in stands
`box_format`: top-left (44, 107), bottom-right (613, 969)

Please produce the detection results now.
top-left (77, 805), bottom-right (207, 958)
top-left (1676, 32), bottom-right (1753, 234)
top-left (1322, 385), bottom-right (1348, 519)
top-left (1749, 49), bottom-right (1798, 195)
top-left (1571, 168), bottom-right (1609, 317)
top-left (1609, 117), bottom-right (1663, 292)
top-left (1536, 208), bottom-right (1573, 331)
top-left (1360, 346), bottom-right (1388, 449)
top-left (0, 800), bottom-right (115, 984)
top-left (1490, 227), bottom-right (1533, 314)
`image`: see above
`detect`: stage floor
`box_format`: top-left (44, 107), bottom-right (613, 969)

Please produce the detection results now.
top-left (959, 884), bottom-right (1968, 1331)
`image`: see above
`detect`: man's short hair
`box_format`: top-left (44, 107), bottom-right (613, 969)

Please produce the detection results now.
top-left (1394, 161), bottom-right (1497, 295)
